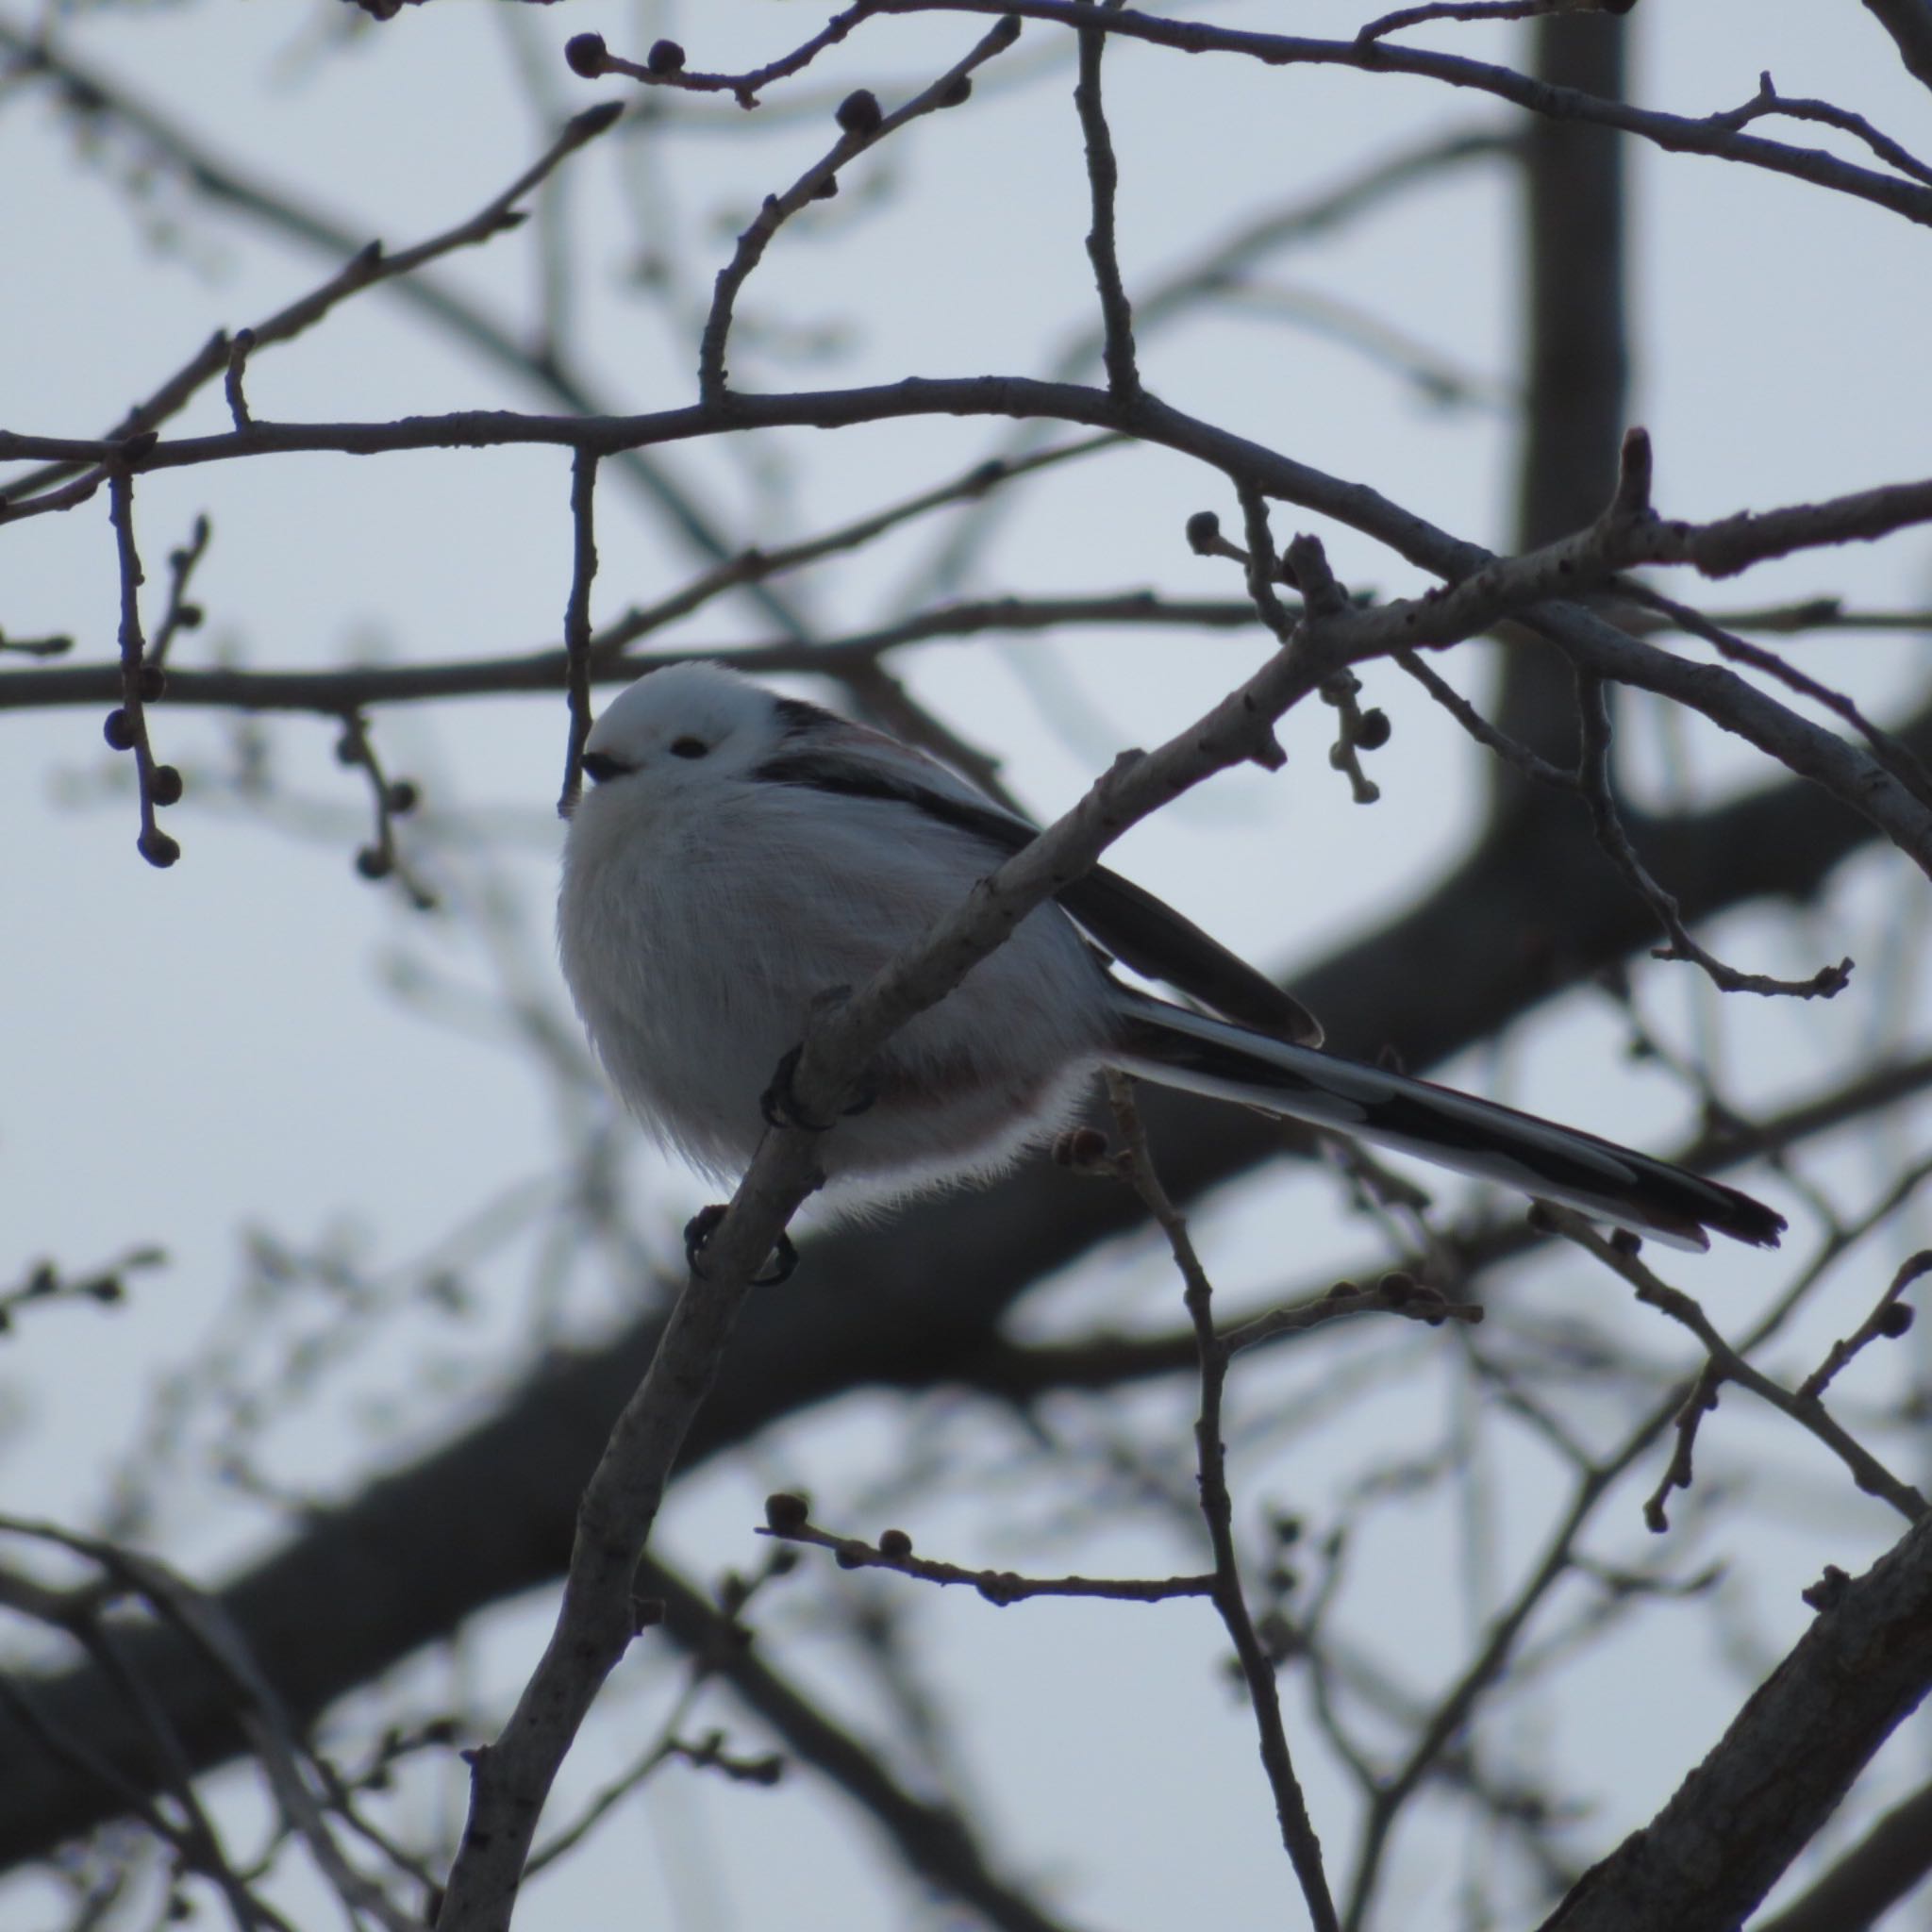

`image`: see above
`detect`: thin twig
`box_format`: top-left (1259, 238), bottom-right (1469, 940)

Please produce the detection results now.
top-left (697, 16), bottom-right (1023, 401)
top-left (1357, 1), bottom-right (1571, 46)
top-left (1798, 1249), bottom-right (1932, 1404)
top-left (1393, 647), bottom-right (1575, 791)
top-left (248, 103), bottom-right (625, 357)
top-left (146, 513), bottom-right (212, 671)
top-left (586, 433), bottom-right (1124, 664)
top-left (563, 8), bottom-right (876, 110)
top-left (1618, 575), bottom-right (1932, 814)
top-left (1536, 1206), bottom-right (1927, 1524)
top-left (756, 1508), bottom-right (1216, 1604)
top-left (0, 1246), bottom-right (164, 1340)
top-left (558, 450), bottom-right (600, 818)
top-left (0, 21), bottom-right (814, 641)
top-left (1710, 69), bottom-right (1932, 191)
top-left (1073, 0), bottom-right (1140, 399)
top-left (0, 104), bottom-right (623, 514)
top-left (1103, 1074), bottom-right (1341, 1932)
top-left (106, 462), bottom-right (177, 871)
top-left (1574, 672), bottom-right (1854, 999)
top-left (864, 0), bottom-right (1932, 230)
top-left (224, 329), bottom-right (256, 431)
top-left (1641, 1359), bottom-right (1724, 1535)
top-left (1691, 599), bottom-right (1932, 636)
top-left (331, 712), bottom-right (432, 909)
top-left (1222, 1276), bottom-right (1483, 1355)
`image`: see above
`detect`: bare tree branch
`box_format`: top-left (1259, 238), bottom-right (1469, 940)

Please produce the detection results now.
top-left (1860, 0), bottom-right (1932, 93)
top-left (1755, 1773), bottom-right (1932, 1932)
top-left (1542, 1509), bottom-right (1932, 1932)
top-left (865, 1), bottom-right (1932, 225)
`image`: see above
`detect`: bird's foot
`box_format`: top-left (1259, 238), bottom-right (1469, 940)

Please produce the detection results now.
top-left (759, 1043), bottom-right (875, 1132)
top-left (683, 1204), bottom-right (799, 1286)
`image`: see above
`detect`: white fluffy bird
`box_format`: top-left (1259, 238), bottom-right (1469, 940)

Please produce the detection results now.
top-left (558, 661), bottom-right (1783, 1254)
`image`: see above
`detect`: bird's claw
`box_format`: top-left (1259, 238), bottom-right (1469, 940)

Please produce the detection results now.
top-left (760, 1044), bottom-right (875, 1132)
top-left (683, 1204), bottom-right (799, 1286)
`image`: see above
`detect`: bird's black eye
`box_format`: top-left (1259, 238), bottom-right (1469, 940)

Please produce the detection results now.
top-left (669, 737), bottom-right (709, 759)
top-left (580, 751), bottom-right (628, 785)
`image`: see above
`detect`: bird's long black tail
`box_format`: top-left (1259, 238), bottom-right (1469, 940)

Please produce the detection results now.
top-left (1109, 994), bottom-right (1784, 1251)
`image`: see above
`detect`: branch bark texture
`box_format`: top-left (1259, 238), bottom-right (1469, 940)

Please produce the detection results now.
top-left (1544, 1509), bottom-right (1932, 1932)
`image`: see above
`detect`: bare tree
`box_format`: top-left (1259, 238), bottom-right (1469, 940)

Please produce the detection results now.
top-left (3, 5), bottom-right (1931, 1930)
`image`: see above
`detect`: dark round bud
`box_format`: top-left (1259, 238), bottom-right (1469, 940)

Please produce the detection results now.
top-left (1610, 1227), bottom-right (1644, 1255)
top-left (877, 1527), bottom-right (913, 1558)
top-left (1324, 1278), bottom-right (1359, 1300)
top-left (716, 1571), bottom-right (750, 1613)
top-left (940, 75), bottom-right (973, 108)
top-left (1377, 1270), bottom-right (1415, 1305)
top-left (139, 665), bottom-right (167, 701)
top-left (139, 826), bottom-right (180, 868)
top-left (1271, 1512), bottom-right (1303, 1545)
top-left (87, 1274), bottom-right (125, 1303)
top-left (646, 39), bottom-right (686, 75)
top-left (1354, 708), bottom-right (1391, 751)
top-left (149, 764), bottom-right (184, 808)
top-left (386, 778), bottom-right (420, 816)
top-left (1877, 1301), bottom-right (1915, 1338)
top-left (769, 1546), bottom-right (800, 1576)
top-left (991, 12), bottom-right (1023, 48)
top-left (103, 708), bottom-right (136, 751)
top-left (355, 845), bottom-right (392, 881)
top-left (834, 1539), bottom-right (869, 1570)
top-left (335, 731), bottom-right (359, 766)
top-left (836, 89), bottom-right (883, 137)
top-left (564, 33), bottom-right (608, 79)
top-left (812, 174), bottom-right (841, 201)
top-left (1185, 510), bottom-right (1221, 554)
top-left (764, 1491), bottom-right (810, 1533)
top-left (175, 603), bottom-right (205, 631)
top-left (976, 1570), bottom-right (1022, 1606)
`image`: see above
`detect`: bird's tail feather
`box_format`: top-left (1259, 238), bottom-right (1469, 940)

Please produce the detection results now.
top-left (1109, 995), bottom-right (1785, 1251)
